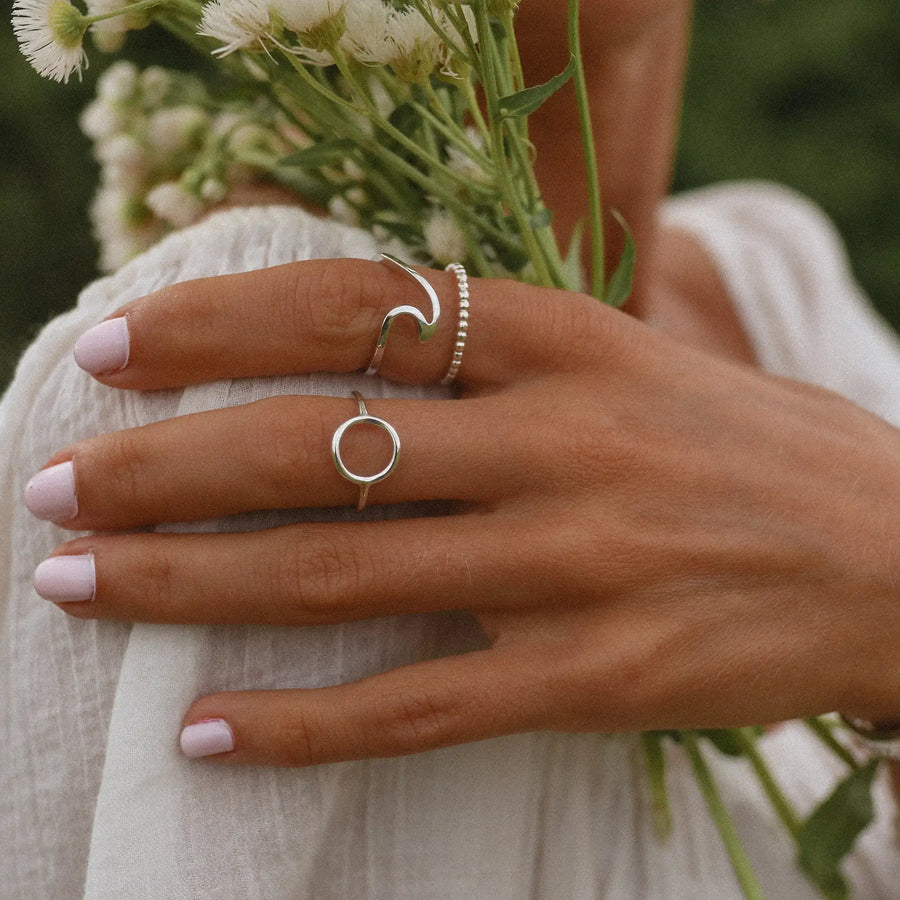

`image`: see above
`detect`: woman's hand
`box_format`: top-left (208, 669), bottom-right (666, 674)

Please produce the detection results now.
top-left (26, 258), bottom-right (900, 765)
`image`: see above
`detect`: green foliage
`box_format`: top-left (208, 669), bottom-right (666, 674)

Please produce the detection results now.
top-left (796, 761), bottom-right (879, 900)
top-left (676, 0), bottom-right (899, 331)
top-left (604, 211), bottom-right (636, 309)
top-left (497, 55), bottom-right (575, 119)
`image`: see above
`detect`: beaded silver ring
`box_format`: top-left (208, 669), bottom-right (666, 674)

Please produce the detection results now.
top-left (441, 262), bottom-right (469, 386)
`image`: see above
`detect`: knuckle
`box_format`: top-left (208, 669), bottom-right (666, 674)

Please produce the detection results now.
top-left (97, 429), bottom-right (149, 509)
top-left (277, 710), bottom-right (321, 767)
top-left (245, 397), bottom-right (309, 492)
top-left (376, 685), bottom-right (460, 755)
top-left (134, 545), bottom-right (178, 616)
top-left (545, 294), bottom-right (616, 367)
top-left (275, 534), bottom-right (380, 622)
top-left (285, 259), bottom-right (377, 351)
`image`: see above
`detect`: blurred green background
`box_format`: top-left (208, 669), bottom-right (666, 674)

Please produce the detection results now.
top-left (1, 0), bottom-right (898, 391)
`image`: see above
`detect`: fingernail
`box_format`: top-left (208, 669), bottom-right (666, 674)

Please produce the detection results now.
top-left (180, 719), bottom-right (235, 758)
top-left (24, 460), bottom-right (78, 522)
top-left (33, 554), bottom-right (96, 603)
top-left (74, 317), bottom-right (130, 375)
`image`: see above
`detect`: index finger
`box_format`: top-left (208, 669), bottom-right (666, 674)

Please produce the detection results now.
top-left (72, 257), bottom-right (608, 390)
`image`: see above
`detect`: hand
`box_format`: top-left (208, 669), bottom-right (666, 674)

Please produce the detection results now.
top-left (27, 258), bottom-right (900, 766)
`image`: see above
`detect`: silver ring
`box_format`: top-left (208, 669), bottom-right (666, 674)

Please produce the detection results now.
top-left (441, 262), bottom-right (469, 386)
top-left (331, 391), bottom-right (401, 511)
top-left (366, 254), bottom-right (441, 376)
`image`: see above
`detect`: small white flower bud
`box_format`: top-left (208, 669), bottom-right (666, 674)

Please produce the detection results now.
top-left (96, 60), bottom-right (138, 102)
top-left (424, 209), bottom-right (467, 264)
top-left (327, 196), bottom-right (359, 227)
top-left (145, 181), bottom-right (204, 228)
top-left (139, 66), bottom-right (173, 107)
top-left (147, 106), bottom-right (209, 154)
top-left (96, 134), bottom-right (148, 189)
top-left (343, 158), bottom-right (366, 182)
top-left (79, 99), bottom-right (123, 141)
top-left (200, 178), bottom-right (228, 203)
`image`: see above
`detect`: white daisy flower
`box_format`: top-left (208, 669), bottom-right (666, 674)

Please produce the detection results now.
top-left (342, 0), bottom-right (392, 66)
top-left (423, 208), bottom-right (467, 264)
top-left (13, 0), bottom-right (89, 83)
top-left (145, 181), bottom-right (205, 227)
top-left (273, 0), bottom-right (345, 37)
top-left (198, 0), bottom-right (273, 57)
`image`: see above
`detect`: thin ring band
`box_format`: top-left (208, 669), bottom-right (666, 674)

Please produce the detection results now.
top-left (441, 263), bottom-right (469, 386)
top-left (366, 254), bottom-right (441, 376)
top-left (331, 391), bottom-right (401, 511)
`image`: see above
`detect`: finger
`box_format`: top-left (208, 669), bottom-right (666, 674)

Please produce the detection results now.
top-left (72, 257), bottom-right (609, 389)
top-left (26, 395), bottom-right (523, 530)
top-left (36, 515), bottom-right (531, 624)
top-left (179, 644), bottom-right (553, 765)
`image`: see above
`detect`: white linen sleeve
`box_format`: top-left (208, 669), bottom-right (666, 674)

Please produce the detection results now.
top-left (662, 182), bottom-right (900, 427)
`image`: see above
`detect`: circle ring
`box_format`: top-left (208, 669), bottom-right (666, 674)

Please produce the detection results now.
top-left (331, 392), bottom-right (401, 510)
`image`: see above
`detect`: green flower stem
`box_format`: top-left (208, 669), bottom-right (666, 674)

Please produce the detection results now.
top-left (418, 81), bottom-right (494, 171)
top-left (328, 47), bottom-right (495, 200)
top-left (368, 65), bottom-right (409, 111)
top-left (279, 56), bottom-right (525, 255)
top-left (502, 9), bottom-right (526, 94)
top-left (681, 732), bottom-right (766, 900)
top-left (83, 0), bottom-right (165, 26)
top-left (417, 111), bottom-right (492, 270)
top-left (640, 733), bottom-right (673, 841)
top-left (461, 78), bottom-right (491, 147)
top-left (804, 718), bottom-right (861, 771)
top-left (439, 3), bottom-right (482, 73)
top-left (734, 728), bottom-right (802, 840)
top-left (567, 0), bottom-right (605, 299)
top-left (501, 8), bottom-right (529, 143)
top-left (474, 3), bottom-right (554, 285)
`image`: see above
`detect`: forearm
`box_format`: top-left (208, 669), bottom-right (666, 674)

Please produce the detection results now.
top-left (517, 1), bottom-right (692, 303)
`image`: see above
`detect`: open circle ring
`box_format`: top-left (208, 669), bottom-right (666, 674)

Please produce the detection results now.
top-left (332, 391), bottom-right (401, 511)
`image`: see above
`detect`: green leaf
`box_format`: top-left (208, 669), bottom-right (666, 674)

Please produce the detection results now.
top-left (698, 729), bottom-right (748, 758)
top-left (797, 760), bottom-right (879, 899)
top-left (604, 210), bottom-right (636, 308)
top-left (497, 55), bottom-right (576, 119)
top-left (279, 139), bottom-right (356, 170)
top-left (561, 219), bottom-right (585, 291)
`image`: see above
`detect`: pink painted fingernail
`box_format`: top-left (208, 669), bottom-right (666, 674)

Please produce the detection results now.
top-left (180, 719), bottom-right (235, 758)
top-left (33, 554), bottom-right (96, 603)
top-left (24, 461), bottom-right (78, 522)
top-left (74, 317), bottom-right (130, 375)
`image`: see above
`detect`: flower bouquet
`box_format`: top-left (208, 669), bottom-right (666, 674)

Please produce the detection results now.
top-left (11, 1), bottom-right (886, 895)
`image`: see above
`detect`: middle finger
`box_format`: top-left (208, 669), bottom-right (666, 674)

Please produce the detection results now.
top-left (25, 395), bottom-right (521, 530)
